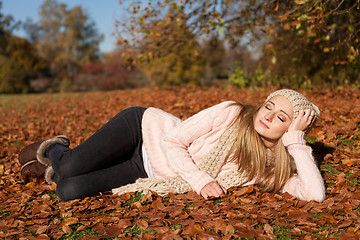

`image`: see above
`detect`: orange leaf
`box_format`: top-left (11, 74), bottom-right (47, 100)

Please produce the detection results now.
top-left (116, 219), bottom-right (132, 229)
top-left (62, 225), bottom-right (72, 235)
top-left (151, 198), bottom-right (165, 211)
top-left (135, 219), bottom-right (148, 230)
top-left (59, 217), bottom-right (79, 227)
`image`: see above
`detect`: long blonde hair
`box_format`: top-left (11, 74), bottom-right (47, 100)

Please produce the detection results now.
top-left (228, 102), bottom-right (296, 193)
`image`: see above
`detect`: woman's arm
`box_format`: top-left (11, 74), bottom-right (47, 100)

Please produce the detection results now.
top-left (162, 101), bottom-right (240, 196)
top-left (281, 110), bottom-right (326, 202)
top-left (281, 131), bottom-right (325, 202)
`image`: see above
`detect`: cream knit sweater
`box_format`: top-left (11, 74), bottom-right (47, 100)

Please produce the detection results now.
top-left (112, 123), bottom-right (248, 196)
top-left (112, 102), bottom-right (326, 202)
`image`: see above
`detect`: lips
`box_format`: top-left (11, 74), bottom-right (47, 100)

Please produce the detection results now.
top-left (259, 120), bottom-right (269, 129)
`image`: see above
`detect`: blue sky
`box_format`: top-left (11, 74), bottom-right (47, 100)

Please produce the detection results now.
top-left (2, 0), bottom-right (123, 53)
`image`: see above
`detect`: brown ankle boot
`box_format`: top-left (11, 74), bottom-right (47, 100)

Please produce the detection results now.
top-left (19, 135), bottom-right (69, 182)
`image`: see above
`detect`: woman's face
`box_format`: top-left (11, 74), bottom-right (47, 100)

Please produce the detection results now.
top-left (254, 95), bottom-right (293, 148)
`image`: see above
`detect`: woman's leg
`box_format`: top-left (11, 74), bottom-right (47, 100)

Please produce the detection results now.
top-left (55, 141), bottom-right (146, 201)
top-left (47, 107), bottom-right (146, 179)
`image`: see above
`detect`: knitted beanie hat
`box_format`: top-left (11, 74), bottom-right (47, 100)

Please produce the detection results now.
top-left (265, 89), bottom-right (320, 119)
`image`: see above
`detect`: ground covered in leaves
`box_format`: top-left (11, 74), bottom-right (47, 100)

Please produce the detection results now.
top-left (0, 87), bottom-right (359, 239)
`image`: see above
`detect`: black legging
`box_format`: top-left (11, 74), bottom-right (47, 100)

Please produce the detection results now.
top-left (46, 107), bottom-right (148, 201)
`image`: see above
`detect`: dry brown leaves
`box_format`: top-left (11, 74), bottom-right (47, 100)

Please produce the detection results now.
top-left (0, 87), bottom-right (359, 239)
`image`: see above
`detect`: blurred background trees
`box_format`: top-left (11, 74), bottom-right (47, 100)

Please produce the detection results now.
top-left (0, 0), bottom-right (359, 93)
top-left (135, 6), bottom-right (206, 86)
top-left (0, 35), bottom-right (47, 93)
top-left (117, 0), bottom-right (359, 89)
top-left (0, 0), bottom-right (106, 93)
top-left (259, 0), bottom-right (360, 87)
top-left (23, 0), bottom-right (104, 92)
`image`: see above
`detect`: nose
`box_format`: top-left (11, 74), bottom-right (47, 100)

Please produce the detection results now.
top-left (264, 112), bottom-right (274, 122)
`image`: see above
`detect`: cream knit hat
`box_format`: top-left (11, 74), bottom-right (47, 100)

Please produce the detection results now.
top-left (265, 89), bottom-right (320, 119)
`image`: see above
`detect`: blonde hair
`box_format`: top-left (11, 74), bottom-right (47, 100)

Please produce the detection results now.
top-left (228, 102), bottom-right (296, 193)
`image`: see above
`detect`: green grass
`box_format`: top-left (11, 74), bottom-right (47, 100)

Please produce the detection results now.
top-left (124, 223), bottom-right (157, 236)
top-left (0, 93), bottom-right (44, 110)
top-left (346, 172), bottom-right (359, 187)
top-left (38, 190), bottom-right (58, 199)
top-left (310, 212), bottom-right (327, 218)
top-left (125, 192), bottom-right (143, 206)
top-left (162, 196), bottom-right (170, 202)
top-left (212, 198), bottom-right (222, 205)
top-left (0, 209), bottom-right (11, 216)
top-left (9, 140), bottom-right (23, 147)
top-left (0, 92), bottom-right (89, 111)
top-left (170, 223), bottom-right (183, 231)
top-left (59, 224), bottom-right (101, 240)
top-left (182, 202), bottom-right (195, 212)
top-left (321, 163), bottom-right (340, 175)
top-left (305, 136), bottom-right (318, 144)
top-left (24, 228), bottom-right (36, 236)
top-left (273, 225), bottom-right (292, 239)
top-left (124, 224), bottom-right (143, 236)
top-left (336, 136), bottom-right (355, 146)
top-left (49, 216), bottom-right (67, 225)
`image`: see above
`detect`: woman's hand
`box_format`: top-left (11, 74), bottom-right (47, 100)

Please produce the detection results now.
top-left (200, 181), bottom-right (227, 199)
top-left (288, 109), bottom-right (316, 132)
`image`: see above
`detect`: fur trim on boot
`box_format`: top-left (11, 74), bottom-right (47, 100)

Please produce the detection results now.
top-left (19, 135), bottom-right (69, 182)
top-left (36, 135), bottom-right (70, 166)
top-left (45, 166), bottom-right (55, 184)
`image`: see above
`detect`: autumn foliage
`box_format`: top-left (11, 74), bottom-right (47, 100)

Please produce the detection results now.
top-left (73, 62), bottom-right (136, 91)
top-left (0, 87), bottom-right (359, 239)
top-left (117, 0), bottom-right (360, 88)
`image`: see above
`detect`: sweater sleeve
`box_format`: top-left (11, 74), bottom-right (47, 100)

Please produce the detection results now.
top-left (281, 131), bottom-right (326, 202)
top-left (162, 101), bottom-right (239, 194)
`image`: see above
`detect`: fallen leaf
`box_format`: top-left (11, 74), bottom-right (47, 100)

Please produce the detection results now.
top-left (264, 223), bottom-right (274, 235)
top-left (62, 225), bottom-right (72, 235)
top-left (59, 217), bottom-right (79, 227)
top-left (2, 87), bottom-right (359, 239)
top-left (36, 225), bottom-right (48, 235)
top-left (135, 219), bottom-right (148, 230)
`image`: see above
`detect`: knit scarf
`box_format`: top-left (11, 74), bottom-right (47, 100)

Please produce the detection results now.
top-left (112, 124), bottom-right (248, 196)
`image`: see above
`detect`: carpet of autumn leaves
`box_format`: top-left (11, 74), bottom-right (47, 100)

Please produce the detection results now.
top-left (0, 87), bottom-right (359, 240)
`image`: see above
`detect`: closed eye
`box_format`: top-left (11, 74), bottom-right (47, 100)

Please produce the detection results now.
top-left (277, 116), bottom-right (285, 122)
